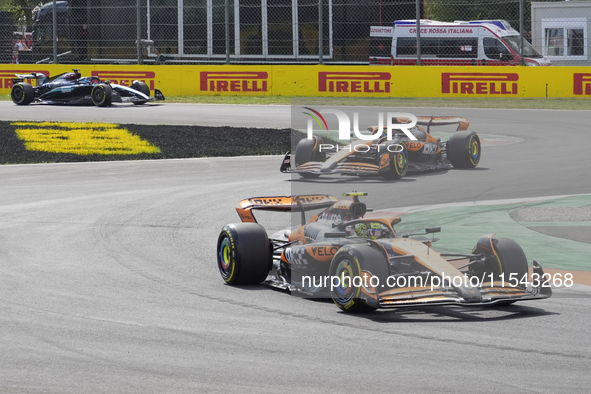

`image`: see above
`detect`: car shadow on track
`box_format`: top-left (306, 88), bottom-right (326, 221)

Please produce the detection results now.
top-left (406, 166), bottom-right (490, 176)
top-left (287, 167), bottom-right (490, 184)
top-left (288, 176), bottom-right (417, 184)
top-left (104, 103), bottom-right (166, 108)
top-left (303, 297), bottom-right (557, 323)
top-left (227, 286), bottom-right (557, 323)
top-left (353, 303), bottom-right (558, 323)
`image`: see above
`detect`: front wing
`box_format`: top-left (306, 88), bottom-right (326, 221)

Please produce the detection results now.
top-left (365, 261), bottom-right (552, 309)
top-left (371, 282), bottom-right (551, 309)
top-left (280, 151), bottom-right (451, 177)
top-left (111, 86), bottom-right (166, 104)
top-left (280, 152), bottom-right (384, 176)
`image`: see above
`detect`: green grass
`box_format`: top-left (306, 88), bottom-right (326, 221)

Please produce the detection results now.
top-left (139, 96), bottom-right (591, 110)
top-left (2, 93), bottom-right (590, 109)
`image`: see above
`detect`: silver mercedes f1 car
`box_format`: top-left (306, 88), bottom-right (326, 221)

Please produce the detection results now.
top-left (10, 69), bottom-right (165, 106)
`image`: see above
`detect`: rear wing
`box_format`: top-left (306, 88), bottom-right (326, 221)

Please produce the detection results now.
top-left (416, 116), bottom-right (470, 133)
top-left (12, 72), bottom-right (48, 84)
top-left (236, 194), bottom-right (338, 223)
top-left (370, 116), bottom-right (469, 135)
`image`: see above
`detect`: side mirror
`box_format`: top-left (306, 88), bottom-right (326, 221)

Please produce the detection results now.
top-left (401, 226), bottom-right (440, 238)
top-left (325, 231), bottom-right (348, 238)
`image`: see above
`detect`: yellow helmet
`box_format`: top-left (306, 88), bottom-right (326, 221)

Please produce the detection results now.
top-left (354, 222), bottom-right (383, 239)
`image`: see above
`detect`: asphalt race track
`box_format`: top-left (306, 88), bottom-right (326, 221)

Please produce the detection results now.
top-left (1, 103), bottom-right (590, 393)
top-left (0, 101), bottom-right (291, 128)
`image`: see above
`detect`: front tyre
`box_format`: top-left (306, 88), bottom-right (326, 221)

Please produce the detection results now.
top-left (11, 83), bottom-right (35, 105)
top-left (131, 81), bottom-right (150, 105)
top-left (447, 131), bottom-right (481, 169)
top-left (294, 136), bottom-right (323, 179)
top-left (490, 237), bottom-right (529, 305)
top-left (494, 237), bottom-right (529, 283)
top-left (91, 84), bottom-right (112, 107)
top-left (382, 147), bottom-right (407, 180)
top-left (329, 245), bottom-right (389, 313)
top-left (217, 223), bottom-right (272, 285)
top-left (472, 236), bottom-right (529, 299)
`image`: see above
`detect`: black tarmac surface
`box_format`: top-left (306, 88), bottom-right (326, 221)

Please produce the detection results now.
top-left (0, 120), bottom-right (299, 163)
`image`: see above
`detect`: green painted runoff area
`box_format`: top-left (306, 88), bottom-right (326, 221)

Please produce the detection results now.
top-left (395, 195), bottom-right (591, 272)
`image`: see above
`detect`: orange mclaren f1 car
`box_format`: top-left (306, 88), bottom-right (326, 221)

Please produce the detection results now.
top-left (280, 116), bottom-right (481, 180)
top-left (217, 193), bottom-right (551, 313)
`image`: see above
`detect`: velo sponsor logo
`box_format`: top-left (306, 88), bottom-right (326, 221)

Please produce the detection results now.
top-left (199, 71), bottom-right (268, 92)
top-left (91, 71), bottom-right (156, 90)
top-left (0, 69), bottom-right (49, 88)
top-left (303, 107), bottom-right (417, 141)
top-left (573, 73), bottom-right (591, 95)
top-left (318, 72), bottom-right (391, 93)
top-left (441, 73), bottom-right (519, 95)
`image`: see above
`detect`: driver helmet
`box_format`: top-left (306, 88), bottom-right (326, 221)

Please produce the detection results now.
top-left (354, 222), bottom-right (383, 239)
top-left (63, 72), bottom-right (80, 80)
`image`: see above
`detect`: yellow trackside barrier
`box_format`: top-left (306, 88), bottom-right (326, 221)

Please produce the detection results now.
top-left (1, 64), bottom-right (591, 98)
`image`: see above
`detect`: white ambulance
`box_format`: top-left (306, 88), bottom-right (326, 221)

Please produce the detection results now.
top-left (370, 19), bottom-right (551, 66)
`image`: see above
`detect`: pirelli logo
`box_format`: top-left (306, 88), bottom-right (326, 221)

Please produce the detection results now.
top-left (200, 71), bottom-right (268, 92)
top-left (442, 73), bottom-right (519, 95)
top-left (91, 71), bottom-right (156, 90)
top-left (0, 69), bottom-right (49, 88)
top-left (573, 73), bottom-right (591, 95)
top-left (318, 72), bottom-right (391, 93)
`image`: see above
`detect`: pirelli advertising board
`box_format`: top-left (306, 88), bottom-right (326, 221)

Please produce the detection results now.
top-left (1, 64), bottom-right (590, 98)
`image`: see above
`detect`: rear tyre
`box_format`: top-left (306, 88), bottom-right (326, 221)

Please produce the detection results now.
top-left (447, 131), bottom-right (481, 169)
top-left (329, 245), bottom-right (389, 313)
top-left (294, 136), bottom-right (323, 179)
top-left (217, 223), bottom-right (272, 285)
top-left (91, 84), bottom-right (112, 107)
top-left (382, 146), bottom-right (408, 180)
top-left (131, 81), bottom-right (150, 105)
top-left (11, 83), bottom-right (35, 105)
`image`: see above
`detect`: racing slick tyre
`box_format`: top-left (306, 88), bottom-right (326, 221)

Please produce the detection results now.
top-left (493, 237), bottom-right (529, 285)
top-left (381, 147), bottom-right (408, 180)
top-left (217, 223), bottom-right (272, 285)
top-left (492, 237), bottom-right (530, 305)
top-left (91, 84), bottom-right (112, 107)
top-left (11, 83), bottom-right (35, 105)
top-left (447, 131), bottom-right (481, 169)
top-left (294, 136), bottom-right (324, 179)
top-left (472, 237), bottom-right (529, 305)
top-left (131, 81), bottom-right (150, 105)
top-left (329, 245), bottom-right (389, 313)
